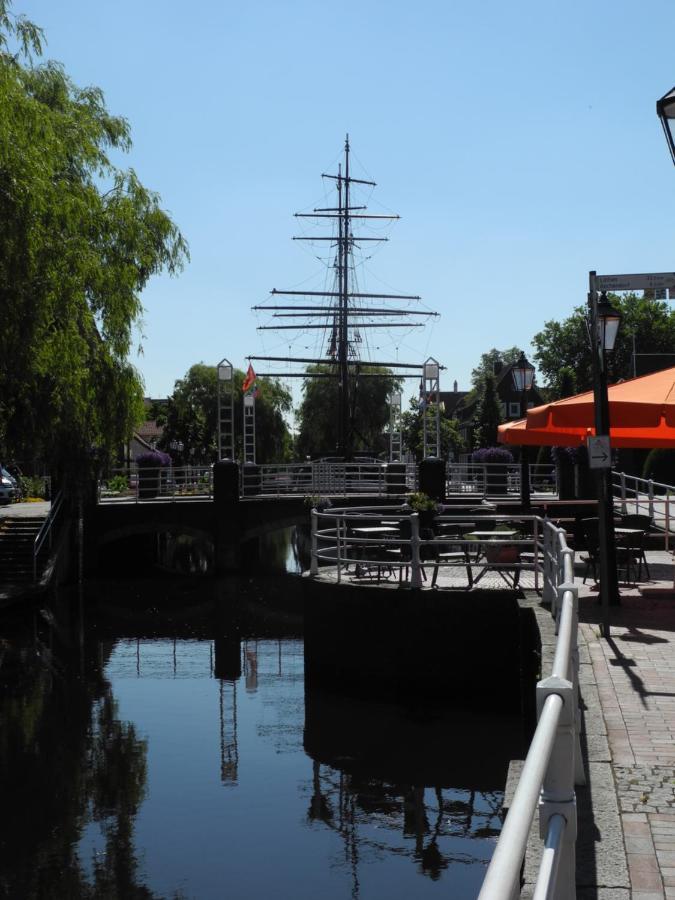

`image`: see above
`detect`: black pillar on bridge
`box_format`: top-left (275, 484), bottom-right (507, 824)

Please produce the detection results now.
top-left (214, 459), bottom-right (242, 573)
top-left (418, 456), bottom-right (446, 502)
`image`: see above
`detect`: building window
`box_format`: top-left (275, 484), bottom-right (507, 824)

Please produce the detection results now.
top-left (509, 402), bottom-right (521, 417)
top-left (500, 402), bottom-right (507, 418)
top-left (527, 400), bottom-right (535, 409)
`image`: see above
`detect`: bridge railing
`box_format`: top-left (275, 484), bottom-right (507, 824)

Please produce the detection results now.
top-left (99, 466), bottom-right (213, 502)
top-left (479, 518), bottom-right (582, 900)
top-left (446, 463), bottom-right (557, 497)
top-left (240, 461), bottom-right (418, 497)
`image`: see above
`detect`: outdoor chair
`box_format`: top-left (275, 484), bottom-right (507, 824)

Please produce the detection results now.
top-left (430, 524), bottom-right (473, 589)
top-left (580, 517), bottom-right (600, 584)
top-left (616, 528), bottom-right (651, 584)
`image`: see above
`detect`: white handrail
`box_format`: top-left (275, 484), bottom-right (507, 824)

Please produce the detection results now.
top-left (479, 518), bottom-right (580, 900)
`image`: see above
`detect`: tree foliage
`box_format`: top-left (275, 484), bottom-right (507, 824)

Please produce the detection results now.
top-left (160, 363), bottom-right (292, 464)
top-left (0, 2), bottom-right (188, 478)
top-left (295, 365), bottom-right (401, 458)
top-left (400, 398), bottom-right (464, 461)
top-left (472, 372), bottom-right (503, 449)
top-left (532, 293), bottom-right (675, 396)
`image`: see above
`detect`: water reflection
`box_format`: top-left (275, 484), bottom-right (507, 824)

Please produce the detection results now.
top-left (0, 589), bottom-right (523, 899)
top-left (0, 621), bottom-right (162, 899)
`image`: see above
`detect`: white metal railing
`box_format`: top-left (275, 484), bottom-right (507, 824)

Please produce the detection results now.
top-left (612, 469), bottom-right (671, 549)
top-left (309, 505), bottom-right (546, 590)
top-left (446, 463), bottom-right (557, 498)
top-left (99, 466), bottom-right (213, 503)
top-left (33, 490), bottom-right (63, 581)
top-left (240, 461), bottom-right (417, 497)
top-left (479, 518), bottom-right (582, 900)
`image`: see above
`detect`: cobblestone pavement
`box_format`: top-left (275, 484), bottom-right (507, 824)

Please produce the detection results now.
top-left (583, 609), bottom-right (675, 899)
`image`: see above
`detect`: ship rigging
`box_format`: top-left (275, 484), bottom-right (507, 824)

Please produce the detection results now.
top-left (249, 135), bottom-right (439, 458)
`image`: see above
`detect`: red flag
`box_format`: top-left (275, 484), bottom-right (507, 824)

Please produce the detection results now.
top-left (242, 364), bottom-right (257, 394)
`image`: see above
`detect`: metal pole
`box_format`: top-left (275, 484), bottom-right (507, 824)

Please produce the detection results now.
top-left (589, 271), bottom-right (620, 640)
top-left (520, 392), bottom-right (531, 509)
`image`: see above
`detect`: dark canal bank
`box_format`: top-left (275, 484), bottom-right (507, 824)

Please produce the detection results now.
top-left (0, 528), bottom-right (533, 899)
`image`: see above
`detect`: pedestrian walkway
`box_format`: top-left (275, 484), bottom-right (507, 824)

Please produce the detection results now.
top-left (580, 598), bottom-right (675, 899)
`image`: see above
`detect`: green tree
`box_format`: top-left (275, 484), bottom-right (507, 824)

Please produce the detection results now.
top-left (0, 2), bottom-right (187, 479)
top-left (160, 363), bottom-right (292, 464)
top-left (400, 398), bottom-right (464, 461)
top-left (472, 372), bottom-right (503, 448)
top-left (295, 365), bottom-right (401, 458)
top-left (532, 293), bottom-right (675, 395)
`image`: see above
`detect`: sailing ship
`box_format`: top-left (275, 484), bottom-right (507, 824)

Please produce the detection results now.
top-left (249, 136), bottom-right (439, 458)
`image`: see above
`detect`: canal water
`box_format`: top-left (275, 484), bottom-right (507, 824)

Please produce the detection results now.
top-left (0, 529), bottom-right (526, 899)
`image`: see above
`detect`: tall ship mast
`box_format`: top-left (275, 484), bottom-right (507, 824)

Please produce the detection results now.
top-left (249, 135), bottom-right (438, 458)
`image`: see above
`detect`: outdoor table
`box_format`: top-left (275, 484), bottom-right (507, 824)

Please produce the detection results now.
top-left (464, 530), bottom-right (521, 587)
top-left (349, 526), bottom-right (399, 580)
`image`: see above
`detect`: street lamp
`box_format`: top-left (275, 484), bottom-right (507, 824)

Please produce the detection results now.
top-left (657, 86), bottom-right (675, 164)
top-left (512, 352), bottom-right (535, 509)
top-left (588, 274), bottom-right (622, 637)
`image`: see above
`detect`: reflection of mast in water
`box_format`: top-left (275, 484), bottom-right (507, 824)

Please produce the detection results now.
top-left (219, 679), bottom-right (239, 786)
top-left (213, 636), bottom-right (241, 786)
top-left (244, 641), bottom-right (258, 693)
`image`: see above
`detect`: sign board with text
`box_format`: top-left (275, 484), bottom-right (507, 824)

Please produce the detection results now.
top-left (595, 272), bottom-right (675, 293)
top-left (587, 435), bottom-right (611, 470)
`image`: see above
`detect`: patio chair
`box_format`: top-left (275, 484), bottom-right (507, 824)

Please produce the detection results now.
top-left (430, 524), bottom-right (473, 589)
top-left (616, 528), bottom-right (651, 584)
top-left (580, 518), bottom-right (600, 584)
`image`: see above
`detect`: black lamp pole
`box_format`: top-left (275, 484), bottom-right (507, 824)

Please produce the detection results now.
top-left (657, 87), bottom-right (675, 164)
top-left (513, 352), bottom-right (535, 510)
top-left (588, 273), bottom-right (621, 638)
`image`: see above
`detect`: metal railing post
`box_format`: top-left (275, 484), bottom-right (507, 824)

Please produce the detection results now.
top-left (619, 471), bottom-right (627, 515)
top-left (310, 509), bottom-right (318, 576)
top-left (534, 516), bottom-right (540, 593)
top-left (536, 677), bottom-right (577, 900)
top-left (336, 514), bottom-right (342, 584)
top-left (667, 488), bottom-right (671, 552)
top-left (410, 513), bottom-right (423, 589)
top-left (648, 479), bottom-right (655, 521)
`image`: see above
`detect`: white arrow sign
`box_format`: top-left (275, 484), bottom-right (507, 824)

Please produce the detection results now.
top-left (596, 272), bottom-right (675, 292)
top-left (587, 435), bottom-right (611, 470)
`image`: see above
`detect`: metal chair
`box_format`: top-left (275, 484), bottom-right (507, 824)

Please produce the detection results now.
top-left (431, 524), bottom-right (473, 589)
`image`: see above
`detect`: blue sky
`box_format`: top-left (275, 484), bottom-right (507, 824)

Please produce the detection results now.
top-left (17, 0), bottom-right (675, 409)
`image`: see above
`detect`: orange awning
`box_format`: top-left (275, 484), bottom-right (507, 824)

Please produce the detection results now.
top-left (498, 367), bottom-right (675, 448)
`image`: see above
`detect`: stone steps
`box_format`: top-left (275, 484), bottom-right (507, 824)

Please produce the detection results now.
top-left (0, 517), bottom-right (45, 582)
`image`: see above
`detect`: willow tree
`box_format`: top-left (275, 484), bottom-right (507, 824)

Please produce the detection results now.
top-left (0, 2), bottom-right (188, 479)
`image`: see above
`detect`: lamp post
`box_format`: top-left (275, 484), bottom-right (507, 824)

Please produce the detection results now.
top-left (512, 352), bottom-right (535, 509)
top-left (657, 87), bottom-right (675, 164)
top-left (588, 273), bottom-right (622, 638)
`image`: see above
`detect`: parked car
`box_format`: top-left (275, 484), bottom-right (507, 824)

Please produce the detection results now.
top-left (0, 467), bottom-right (18, 504)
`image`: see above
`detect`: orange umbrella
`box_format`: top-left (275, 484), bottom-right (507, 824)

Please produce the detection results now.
top-left (498, 367), bottom-right (675, 448)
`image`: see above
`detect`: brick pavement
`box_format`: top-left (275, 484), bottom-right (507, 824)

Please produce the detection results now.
top-left (582, 607), bottom-right (675, 900)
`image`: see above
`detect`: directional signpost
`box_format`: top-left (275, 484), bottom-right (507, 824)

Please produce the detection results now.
top-left (587, 435), bottom-right (611, 470)
top-left (595, 271), bottom-right (675, 294)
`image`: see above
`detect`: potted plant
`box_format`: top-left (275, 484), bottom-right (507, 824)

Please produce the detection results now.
top-left (136, 450), bottom-right (171, 499)
top-left (407, 491), bottom-right (438, 529)
top-left (471, 447), bottom-right (514, 495)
